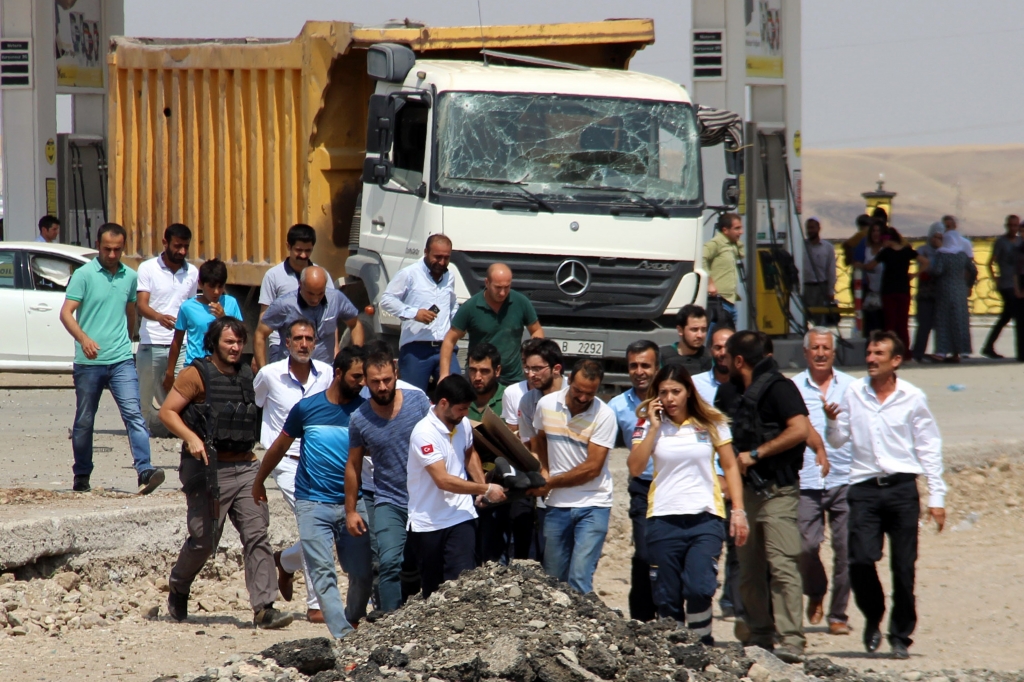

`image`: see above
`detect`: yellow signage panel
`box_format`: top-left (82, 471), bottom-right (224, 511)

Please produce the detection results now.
top-left (46, 178), bottom-right (58, 216)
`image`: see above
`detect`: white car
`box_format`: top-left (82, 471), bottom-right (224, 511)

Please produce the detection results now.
top-left (0, 242), bottom-right (100, 371)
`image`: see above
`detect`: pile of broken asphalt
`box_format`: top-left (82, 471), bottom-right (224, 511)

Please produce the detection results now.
top-left (173, 560), bottom-right (1024, 682)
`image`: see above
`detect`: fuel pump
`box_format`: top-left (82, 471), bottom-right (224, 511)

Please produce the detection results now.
top-left (56, 134), bottom-right (108, 246)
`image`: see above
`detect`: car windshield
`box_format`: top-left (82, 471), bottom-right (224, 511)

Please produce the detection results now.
top-left (433, 92), bottom-right (701, 207)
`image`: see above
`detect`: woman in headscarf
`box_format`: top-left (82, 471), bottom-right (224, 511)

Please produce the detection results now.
top-left (930, 230), bottom-right (978, 362)
top-left (912, 222), bottom-right (946, 361)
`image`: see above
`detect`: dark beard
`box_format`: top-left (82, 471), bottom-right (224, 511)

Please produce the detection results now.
top-left (371, 386), bottom-right (397, 406)
top-left (340, 383), bottom-right (363, 401)
top-left (474, 378), bottom-right (498, 398)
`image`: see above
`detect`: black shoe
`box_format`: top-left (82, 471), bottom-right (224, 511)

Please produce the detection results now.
top-left (891, 640), bottom-right (910, 660)
top-left (73, 475), bottom-right (91, 492)
top-left (167, 592), bottom-right (188, 622)
top-left (138, 468), bottom-right (165, 495)
top-left (982, 348), bottom-right (1004, 359)
top-left (864, 623), bottom-right (883, 653)
top-left (253, 605), bottom-right (293, 629)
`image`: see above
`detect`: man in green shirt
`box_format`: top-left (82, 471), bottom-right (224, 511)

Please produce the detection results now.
top-left (703, 212), bottom-right (745, 329)
top-left (440, 263), bottom-right (543, 384)
top-left (60, 223), bottom-right (164, 496)
top-left (466, 343), bottom-right (505, 422)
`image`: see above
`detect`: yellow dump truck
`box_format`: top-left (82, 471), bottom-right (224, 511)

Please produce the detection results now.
top-left (109, 18), bottom-right (742, 381)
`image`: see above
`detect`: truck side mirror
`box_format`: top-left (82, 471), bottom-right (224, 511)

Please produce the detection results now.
top-left (725, 147), bottom-right (743, 176)
top-left (362, 157), bottom-right (392, 185)
top-left (721, 177), bottom-right (739, 208)
top-left (365, 94), bottom-right (392, 154)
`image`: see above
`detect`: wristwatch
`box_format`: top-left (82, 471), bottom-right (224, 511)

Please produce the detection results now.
top-left (750, 449), bottom-right (760, 462)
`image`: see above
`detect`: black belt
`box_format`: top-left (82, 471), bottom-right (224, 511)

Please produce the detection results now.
top-left (854, 472), bottom-right (917, 488)
top-left (408, 340), bottom-right (444, 347)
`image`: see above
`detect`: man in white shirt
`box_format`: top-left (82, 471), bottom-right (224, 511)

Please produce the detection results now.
top-left (136, 224), bottom-right (199, 436)
top-left (793, 328), bottom-right (855, 636)
top-left (693, 327), bottom-right (734, 405)
top-left (825, 330), bottom-right (945, 661)
top-left (253, 318), bottom-right (333, 623)
top-left (380, 234), bottom-right (459, 392)
top-left (607, 340), bottom-right (659, 622)
top-left (406, 375), bottom-right (505, 598)
top-left (530, 359), bottom-right (617, 594)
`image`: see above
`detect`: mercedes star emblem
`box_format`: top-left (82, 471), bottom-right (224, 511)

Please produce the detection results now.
top-left (555, 259), bottom-right (591, 297)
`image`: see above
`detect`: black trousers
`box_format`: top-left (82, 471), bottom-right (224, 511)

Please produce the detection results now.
top-left (413, 519), bottom-right (477, 598)
top-left (984, 288), bottom-right (1018, 353)
top-left (628, 477), bottom-right (657, 622)
top-left (847, 477), bottom-right (919, 646)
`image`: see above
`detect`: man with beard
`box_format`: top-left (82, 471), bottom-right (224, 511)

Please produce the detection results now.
top-left (407, 375), bottom-right (506, 597)
top-left (694, 327), bottom-right (734, 405)
top-left (660, 305), bottom-right (713, 375)
top-left (255, 266), bottom-right (364, 368)
top-left (253, 346), bottom-right (371, 639)
top-left (531, 360), bottom-right (617, 594)
top-left (136, 223), bottom-right (198, 436)
top-left (257, 224), bottom-right (336, 365)
top-left (159, 317), bottom-right (291, 629)
top-left (608, 340), bottom-right (659, 621)
top-left (380, 234), bottom-right (460, 392)
top-left (721, 331), bottom-right (823, 662)
top-left (344, 344), bottom-right (431, 612)
top-left (253, 319), bottom-right (333, 623)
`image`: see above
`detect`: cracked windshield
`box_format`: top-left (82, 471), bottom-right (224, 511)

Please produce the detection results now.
top-left (434, 92), bottom-right (701, 208)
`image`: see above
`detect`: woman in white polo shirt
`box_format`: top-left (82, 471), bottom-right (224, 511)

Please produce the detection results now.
top-left (627, 364), bottom-right (748, 645)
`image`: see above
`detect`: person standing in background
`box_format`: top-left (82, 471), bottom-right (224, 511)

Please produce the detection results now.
top-left (852, 220), bottom-right (888, 337)
top-left (659, 305), bottom-right (713, 375)
top-left (982, 215), bottom-right (1021, 359)
top-left (802, 218), bottom-right (837, 327)
top-left (379, 234), bottom-right (460, 392)
top-left (865, 228), bottom-right (917, 352)
top-left (36, 215), bottom-right (61, 243)
top-left (703, 213), bottom-right (745, 330)
top-left (912, 223), bottom-right (945, 362)
top-left (136, 223), bottom-right (198, 436)
top-left (930, 231), bottom-right (978, 363)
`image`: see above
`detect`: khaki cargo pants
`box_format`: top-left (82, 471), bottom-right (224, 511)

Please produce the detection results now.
top-left (735, 483), bottom-right (806, 650)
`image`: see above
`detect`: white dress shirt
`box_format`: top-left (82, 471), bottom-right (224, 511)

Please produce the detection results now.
top-left (793, 369), bottom-right (854, 490)
top-left (826, 377), bottom-right (946, 508)
top-left (379, 259), bottom-right (459, 346)
top-left (136, 255), bottom-right (199, 345)
top-left (254, 358), bottom-right (333, 457)
top-left (692, 369), bottom-right (724, 405)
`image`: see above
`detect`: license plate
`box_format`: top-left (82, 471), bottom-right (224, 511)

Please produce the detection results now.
top-left (552, 339), bottom-right (604, 356)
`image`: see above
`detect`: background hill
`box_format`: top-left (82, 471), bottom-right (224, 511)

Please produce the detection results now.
top-left (804, 145), bottom-right (1024, 239)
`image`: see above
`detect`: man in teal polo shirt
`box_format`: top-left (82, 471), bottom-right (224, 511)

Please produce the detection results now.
top-left (60, 223), bottom-right (164, 495)
top-left (440, 263), bottom-right (543, 385)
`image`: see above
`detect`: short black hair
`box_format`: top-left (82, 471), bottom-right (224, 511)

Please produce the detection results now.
top-left (467, 342), bottom-right (502, 370)
top-left (364, 339), bottom-right (395, 371)
top-left (435, 374), bottom-right (475, 406)
top-left (625, 339), bottom-right (659, 362)
top-left (755, 331), bottom-right (774, 356)
top-left (96, 222), bottom-right (127, 244)
top-left (674, 304), bottom-right (707, 329)
top-left (868, 329), bottom-right (905, 360)
top-left (203, 316), bottom-right (248, 354)
top-left (717, 212), bottom-right (741, 231)
top-left (286, 223), bottom-right (317, 247)
top-left (39, 215), bottom-right (60, 230)
top-left (198, 258), bottom-right (228, 286)
top-left (871, 206), bottom-right (888, 223)
top-left (425, 233), bottom-right (452, 252)
top-left (164, 223), bottom-right (192, 243)
top-left (283, 317), bottom-right (316, 341)
top-left (333, 345), bottom-right (366, 375)
top-left (570, 358), bottom-right (604, 384)
top-left (725, 330), bottom-right (764, 366)
top-left (521, 338), bottom-right (563, 370)
top-left (855, 214), bottom-right (872, 229)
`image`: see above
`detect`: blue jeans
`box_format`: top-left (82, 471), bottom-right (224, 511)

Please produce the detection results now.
top-left (72, 360), bottom-right (153, 477)
top-left (543, 506), bottom-right (610, 594)
top-left (398, 342), bottom-right (460, 392)
top-left (295, 498), bottom-right (373, 639)
top-left (374, 503), bottom-right (412, 612)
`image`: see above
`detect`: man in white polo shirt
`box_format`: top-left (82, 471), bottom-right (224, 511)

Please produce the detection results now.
top-left (406, 375), bottom-right (506, 598)
top-left (136, 223), bottom-right (198, 436)
top-left (253, 318), bottom-right (333, 623)
top-left (530, 359), bottom-right (617, 594)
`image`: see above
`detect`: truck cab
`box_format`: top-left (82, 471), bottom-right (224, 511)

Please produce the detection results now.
top-left (346, 46), bottom-right (725, 384)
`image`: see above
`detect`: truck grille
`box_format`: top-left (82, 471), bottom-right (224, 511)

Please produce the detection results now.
top-left (449, 251), bottom-right (691, 319)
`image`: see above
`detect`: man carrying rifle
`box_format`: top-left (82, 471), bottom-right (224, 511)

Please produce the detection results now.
top-left (159, 317), bottom-right (293, 630)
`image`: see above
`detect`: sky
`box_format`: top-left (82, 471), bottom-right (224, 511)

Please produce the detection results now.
top-left (112, 0), bottom-right (1024, 151)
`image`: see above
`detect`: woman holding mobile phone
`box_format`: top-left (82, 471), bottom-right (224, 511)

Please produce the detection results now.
top-left (627, 364), bottom-right (748, 645)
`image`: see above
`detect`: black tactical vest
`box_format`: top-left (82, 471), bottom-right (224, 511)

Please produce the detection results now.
top-left (182, 358), bottom-right (260, 454)
top-left (730, 357), bottom-right (800, 486)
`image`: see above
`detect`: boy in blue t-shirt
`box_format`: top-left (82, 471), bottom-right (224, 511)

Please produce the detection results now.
top-left (163, 258), bottom-right (242, 392)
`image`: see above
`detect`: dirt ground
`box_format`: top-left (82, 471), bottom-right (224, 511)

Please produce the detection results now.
top-left (1, 362), bottom-right (1023, 680)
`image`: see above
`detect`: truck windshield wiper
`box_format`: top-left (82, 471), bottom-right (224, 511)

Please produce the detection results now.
top-left (445, 176), bottom-right (555, 213)
top-left (561, 184), bottom-right (669, 218)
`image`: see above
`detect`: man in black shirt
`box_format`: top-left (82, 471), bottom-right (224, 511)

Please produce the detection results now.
top-left (659, 304), bottom-right (714, 376)
top-left (721, 331), bottom-right (819, 663)
top-left (865, 234), bottom-right (918, 353)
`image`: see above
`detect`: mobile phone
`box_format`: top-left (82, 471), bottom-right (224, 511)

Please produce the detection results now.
top-left (428, 304), bottom-right (440, 314)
